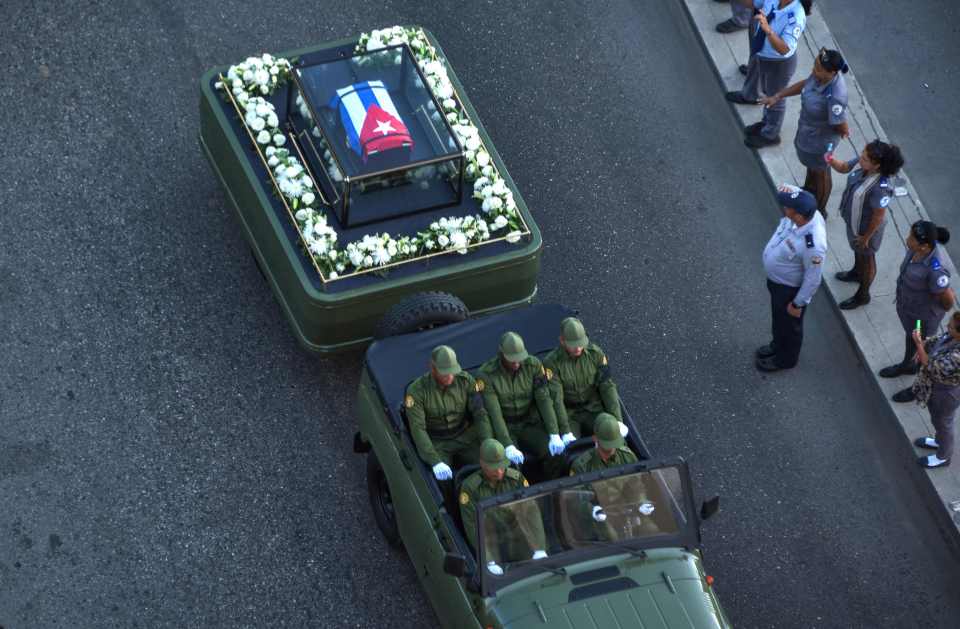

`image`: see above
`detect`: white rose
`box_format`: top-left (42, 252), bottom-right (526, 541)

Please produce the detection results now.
top-left (473, 177), bottom-right (490, 191)
top-left (487, 196), bottom-right (503, 211)
top-left (329, 250), bottom-right (339, 261)
top-left (328, 271), bottom-right (338, 279)
top-left (505, 230), bottom-right (522, 244)
top-left (255, 69), bottom-right (270, 85)
top-left (481, 186), bottom-right (494, 199)
top-left (295, 209), bottom-right (309, 221)
top-left (446, 112), bottom-right (458, 123)
top-left (494, 215), bottom-right (509, 229)
top-left (438, 234), bottom-right (450, 247)
top-left (255, 102), bottom-right (271, 117)
top-left (243, 70), bottom-right (254, 82)
top-left (476, 151), bottom-right (490, 167)
top-left (368, 37), bottom-right (384, 51)
top-left (481, 165), bottom-right (493, 177)
top-left (465, 136), bottom-right (481, 152)
top-left (302, 192), bottom-right (316, 206)
top-left (268, 155), bottom-right (279, 167)
top-left (491, 180), bottom-right (507, 196)
top-left (262, 53), bottom-right (274, 64)
top-left (256, 130), bottom-right (271, 144)
top-left (273, 133), bottom-right (286, 146)
top-left (442, 98), bottom-right (456, 110)
top-left (267, 112), bottom-right (279, 128)
top-left (265, 146), bottom-right (276, 156)
top-left (451, 232), bottom-right (468, 253)
top-left (363, 255), bottom-right (374, 267)
top-left (259, 84), bottom-right (269, 95)
top-left (301, 176), bottom-right (313, 188)
top-left (250, 117), bottom-right (265, 131)
top-left (214, 81), bottom-right (224, 90)
top-left (349, 250), bottom-right (364, 267)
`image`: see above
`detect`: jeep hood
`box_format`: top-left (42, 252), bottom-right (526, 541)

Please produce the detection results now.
top-left (491, 550), bottom-right (728, 629)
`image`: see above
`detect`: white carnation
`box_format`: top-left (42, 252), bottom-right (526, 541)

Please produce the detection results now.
top-left (273, 133), bottom-right (286, 146)
top-left (302, 192), bottom-right (316, 206)
top-left (505, 230), bottom-right (522, 243)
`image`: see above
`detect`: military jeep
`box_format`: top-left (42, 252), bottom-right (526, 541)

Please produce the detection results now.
top-left (354, 304), bottom-right (731, 628)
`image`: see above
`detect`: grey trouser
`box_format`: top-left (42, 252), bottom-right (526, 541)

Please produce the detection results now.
top-left (897, 309), bottom-right (944, 366)
top-left (928, 387), bottom-right (959, 460)
top-left (741, 53), bottom-right (798, 139)
top-left (731, 1), bottom-right (754, 27)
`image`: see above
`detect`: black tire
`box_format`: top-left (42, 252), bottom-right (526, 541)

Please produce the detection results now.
top-left (366, 452), bottom-right (402, 548)
top-left (374, 291), bottom-right (468, 339)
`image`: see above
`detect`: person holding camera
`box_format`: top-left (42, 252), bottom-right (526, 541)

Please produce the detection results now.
top-left (726, 1), bottom-right (813, 149)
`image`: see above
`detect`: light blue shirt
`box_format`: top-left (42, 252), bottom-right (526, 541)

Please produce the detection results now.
top-left (763, 212), bottom-right (828, 305)
top-left (753, 0), bottom-right (807, 59)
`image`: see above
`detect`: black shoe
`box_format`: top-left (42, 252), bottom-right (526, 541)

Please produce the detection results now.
top-left (756, 356), bottom-right (791, 372)
top-left (744, 133), bottom-right (780, 148)
top-left (716, 19), bottom-right (747, 33)
top-left (878, 362), bottom-right (919, 378)
top-left (834, 269), bottom-right (860, 282)
top-left (839, 294), bottom-right (870, 310)
top-left (744, 122), bottom-right (764, 136)
top-left (739, 64), bottom-right (749, 76)
top-left (917, 455), bottom-right (950, 469)
top-left (726, 91), bottom-right (759, 105)
top-left (892, 387), bottom-right (916, 403)
top-left (755, 343), bottom-right (776, 358)
top-left (914, 437), bottom-right (939, 450)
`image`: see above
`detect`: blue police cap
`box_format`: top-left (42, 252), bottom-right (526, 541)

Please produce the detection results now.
top-left (776, 189), bottom-right (818, 218)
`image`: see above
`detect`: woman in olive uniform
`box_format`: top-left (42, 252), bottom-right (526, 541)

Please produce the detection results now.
top-left (910, 311), bottom-right (960, 468)
top-left (760, 48), bottom-right (849, 214)
top-left (828, 140), bottom-right (905, 309)
top-left (880, 221), bottom-right (955, 403)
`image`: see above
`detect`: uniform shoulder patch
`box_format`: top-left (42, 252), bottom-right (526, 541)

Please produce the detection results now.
top-left (880, 195), bottom-right (891, 208)
top-left (459, 491), bottom-right (469, 505)
top-left (405, 395), bottom-right (415, 408)
top-left (937, 275), bottom-right (950, 288)
top-left (544, 367), bottom-right (553, 381)
top-left (804, 234), bottom-right (814, 248)
top-left (811, 255), bottom-right (823, 265)
top-left (931, 257), bottom-right (942, 270)
top-left (475, 379), bottom-right (485, 393)
top-left (831, 104), bottom-right (844, 116)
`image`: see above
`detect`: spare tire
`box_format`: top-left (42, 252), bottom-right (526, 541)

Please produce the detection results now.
top-left (374, 292), bottom-right (468, 339)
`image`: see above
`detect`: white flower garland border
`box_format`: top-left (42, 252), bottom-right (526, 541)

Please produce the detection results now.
top-left (214, 27), bottom-right (526, 281)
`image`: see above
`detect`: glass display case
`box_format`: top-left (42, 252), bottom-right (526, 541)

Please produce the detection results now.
top-left (286, 44), bottom-right (465, 227)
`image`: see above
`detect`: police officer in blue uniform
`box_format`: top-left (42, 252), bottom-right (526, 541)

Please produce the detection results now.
top-left (760, 48), bottom-right (849, 214)
top-left (828, 140), bottom-right (904, 309)
top-left (726, 1), bottom-right (811, 149)
top-left (757, 188), bottom-right (828, 371)
top-left (880, 221), bottom-right (955, 402)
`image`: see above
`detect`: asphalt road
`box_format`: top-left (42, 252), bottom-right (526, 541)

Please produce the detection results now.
top-left (817, 0), bottom-right (960, 254)
top-left (2, 1), bottom-right (959, 628)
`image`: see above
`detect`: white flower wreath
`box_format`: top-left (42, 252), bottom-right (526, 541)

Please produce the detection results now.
top-left (215, 27), bottom-right (524, 280)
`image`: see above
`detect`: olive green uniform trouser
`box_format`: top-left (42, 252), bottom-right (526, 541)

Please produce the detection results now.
top-left (433, 423), bottom-right (487, 468)
top-left (508, 418), bottom-right (567, 479)
top-left (564, 404), bottom-right (607, 438)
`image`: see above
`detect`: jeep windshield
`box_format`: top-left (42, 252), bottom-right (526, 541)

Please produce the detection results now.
top-left (474, 460), bottom-right (699, 595)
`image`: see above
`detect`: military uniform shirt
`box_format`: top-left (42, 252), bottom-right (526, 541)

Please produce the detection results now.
top-left (795, 72), bottom-right (848, 155)
top-left (405, 371), bottom-right (491, 466)
top-left (752, 0), bottom-right (806, 59)
top-left (477, 356), bottom-right (559, 445)
top-left (762, 212), bottom-right (828, 305)
top-left (569, 447), bottom-right (638, 476)
top-left (459, 468), bottom-right (544, 559)
top-left (543, 343), bottom-right (621, 427)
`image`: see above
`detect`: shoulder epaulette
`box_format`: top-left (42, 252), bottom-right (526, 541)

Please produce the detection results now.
top-left (805, 233), bottom-right (814, 248)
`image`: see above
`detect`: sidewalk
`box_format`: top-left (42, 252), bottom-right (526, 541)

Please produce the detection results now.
top-left (680, 0), bottom-right (960, 542)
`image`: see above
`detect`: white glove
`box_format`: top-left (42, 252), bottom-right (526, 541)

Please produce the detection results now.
top-left (561, 432), bottom-right (576, 446)
top-left (548, 434), bottom-right (565, 456)
top-left (591, 505), bottom-right (607, 522)
top-left (618, 421), bottom-right (629, 438)
top-left (505, 445), bottom-right (525, 465)
top-left (432, 462), bottom-right (453, 481)
top-left (487, 561), bottom-right (504, 575)
top-left (532, 550), bottom-right (548, 560)
top-left (638, 502), bottom-right (655, 516)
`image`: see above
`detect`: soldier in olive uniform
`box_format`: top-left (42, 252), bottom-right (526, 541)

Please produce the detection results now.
top-left (477, 332), bottom-right (565, 468)
top-left (406, 345), bottom-right (491, 481)
top-left (544, 317), bottom-right (623, 441)
top-left (459, 439), bottom-right (547, 575)
top-left (571, 414), bottom-right (659, 539)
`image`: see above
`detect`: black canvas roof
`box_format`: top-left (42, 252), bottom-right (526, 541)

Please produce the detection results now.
top-left (365, 304), bottom-right (575, 415)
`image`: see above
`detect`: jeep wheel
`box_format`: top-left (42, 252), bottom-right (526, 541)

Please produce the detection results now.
top-left (374, 291), bottom-right (468, 338)
top-left (366, 452), bottom-right (402, 548)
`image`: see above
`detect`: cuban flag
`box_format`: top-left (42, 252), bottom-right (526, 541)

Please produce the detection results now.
top-left (330, 80), bottom-right (413, 162)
